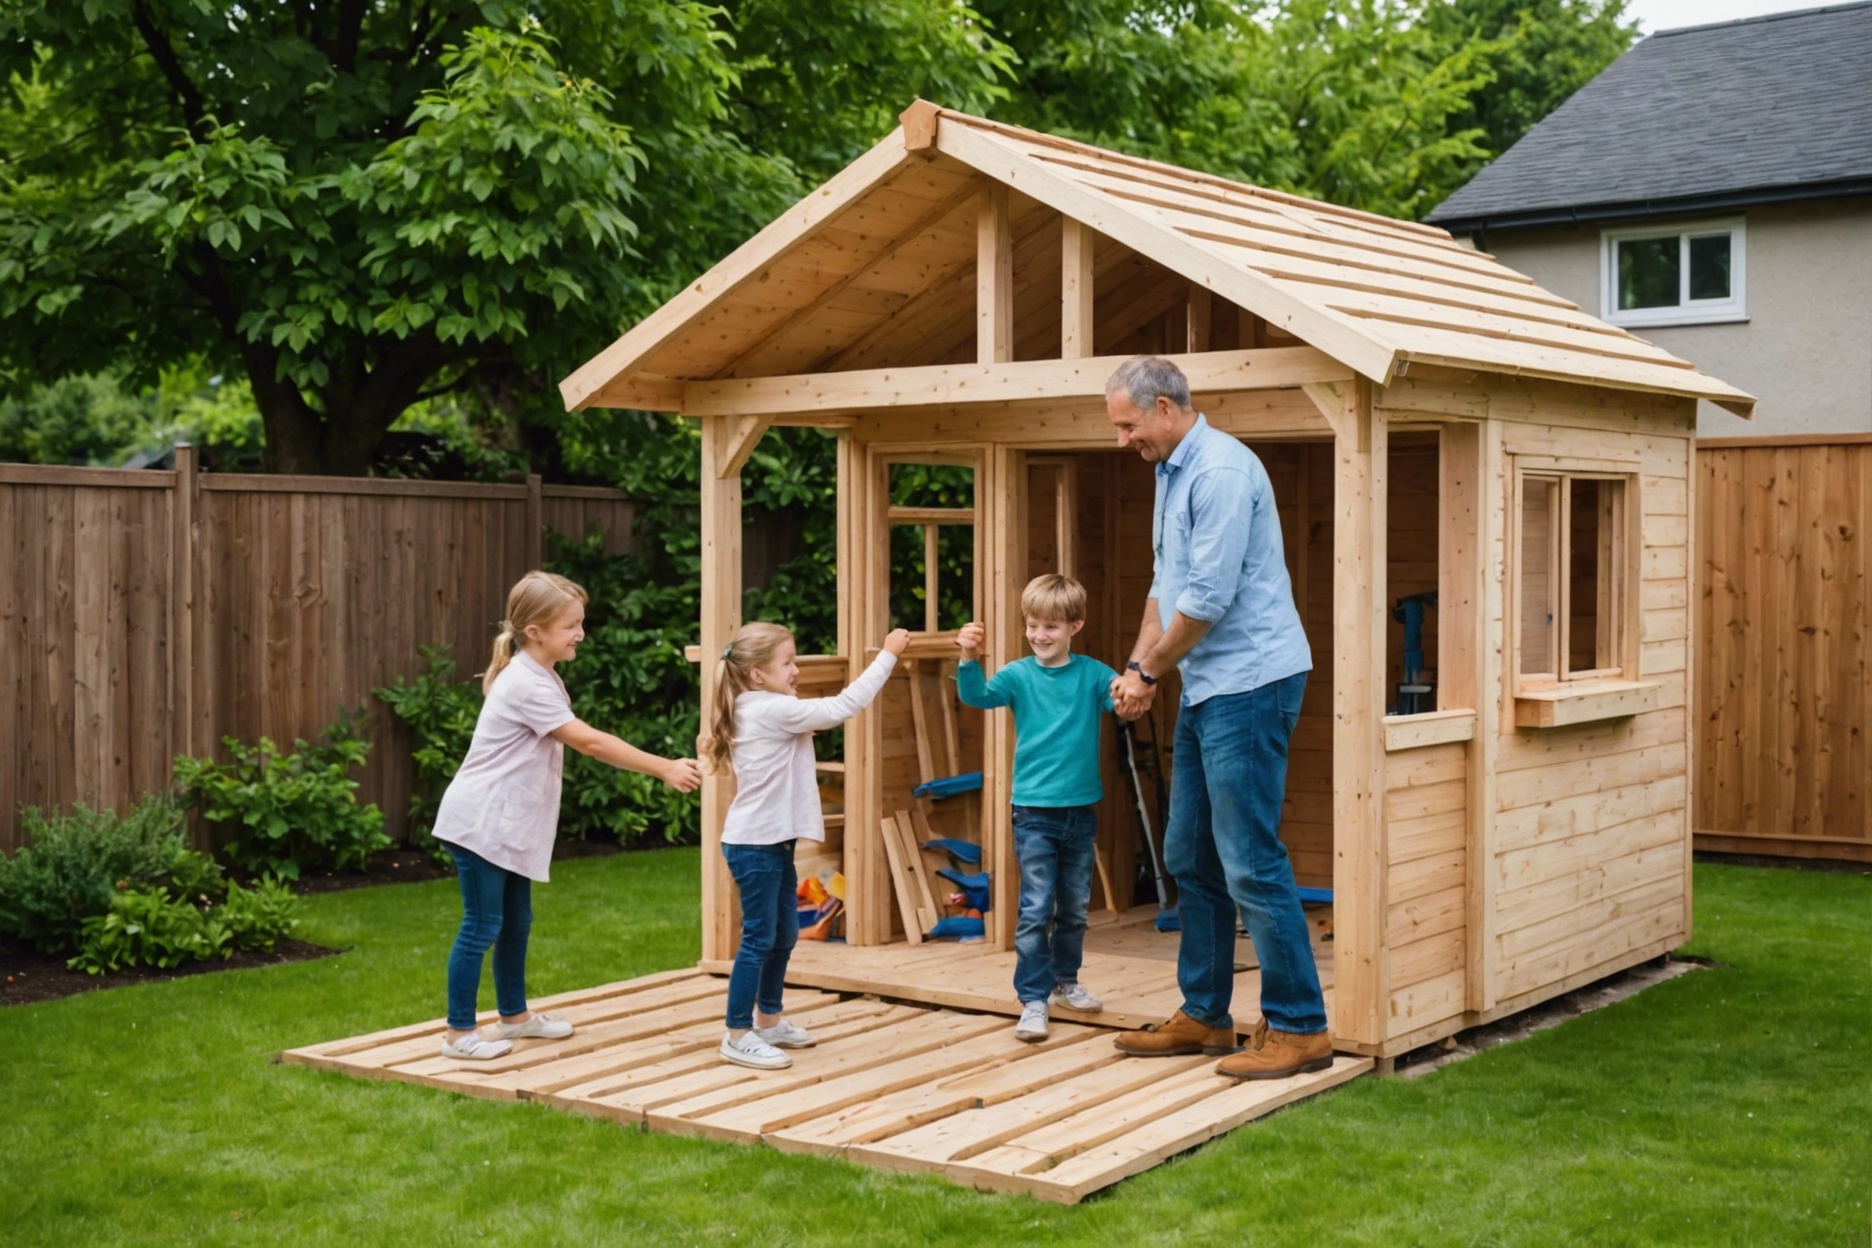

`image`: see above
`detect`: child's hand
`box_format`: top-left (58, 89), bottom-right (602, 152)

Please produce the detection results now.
top-left (661, 757), bottom-right (704, 792)
top-left (955, 621), bottom-right (984, 654)
top-left (882, 628), bottom-right (911, 657)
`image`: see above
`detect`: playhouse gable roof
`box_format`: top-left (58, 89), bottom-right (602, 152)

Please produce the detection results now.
top-left (561, 103), bottom-right (1755, 418)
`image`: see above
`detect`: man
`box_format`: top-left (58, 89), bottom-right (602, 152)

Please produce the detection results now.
top-left (1105, 355), bottom-right (1330, 1080)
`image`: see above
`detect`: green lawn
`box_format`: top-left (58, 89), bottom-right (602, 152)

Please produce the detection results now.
top-left (2, 853), bottom-right (1866, 1246)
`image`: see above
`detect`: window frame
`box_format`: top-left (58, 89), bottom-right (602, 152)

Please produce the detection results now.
top-left (1600, 216), bottom-right (1747, 328)
top-left (1509, 459), bottom-right (1641, 695)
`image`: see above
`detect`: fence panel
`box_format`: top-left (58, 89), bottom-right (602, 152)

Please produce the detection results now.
top-left (0, 459), bottom-right (637, 853)
top-left (1695, 435), bottom-right (1871, 862)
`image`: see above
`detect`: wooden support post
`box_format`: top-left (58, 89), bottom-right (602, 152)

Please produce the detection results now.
top-left (1186, 286), bottom-right (1212, 354)
top-left (982, 442), bottom-right (1026, 949)
top-left (169, 444), bottom-right (198, 777)
top-left (978, 184), bottom-right (1013, 365)
top-left (698, 418), bottom-right (745, 965)
top-left (525, 472), bottom-right (543, 564)
top-left (1439, 421), bottom-right (1495, 1013)
top-left (1323, 380), bottom-right (1388, 1049)
top-left (849, 445), bottom-right (894, 945)
top-left (1061, 218), bottom-right (1095, 359)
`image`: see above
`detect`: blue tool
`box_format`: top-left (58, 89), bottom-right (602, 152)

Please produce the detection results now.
top-left (912, 772), bottom-right (982, 800)
top-left (921, 837), bottom-right (982, 866)
top-left (936, 868), bottom-right (991, 913)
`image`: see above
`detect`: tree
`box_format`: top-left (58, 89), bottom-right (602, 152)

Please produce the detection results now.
top-left (1423, 0), bottom-right (1637, 166)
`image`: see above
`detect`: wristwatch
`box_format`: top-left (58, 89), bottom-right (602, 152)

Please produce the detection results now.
top-left (1126, 660), bottom-right (1158, 686)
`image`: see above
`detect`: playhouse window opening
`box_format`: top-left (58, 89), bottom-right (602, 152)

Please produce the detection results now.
top-left (1516, 468), bottom-right (1630, 685)
top-left (1386, 431), bottom-right (1442, 716)
top-left (887, 462), bottom-right (977, 632)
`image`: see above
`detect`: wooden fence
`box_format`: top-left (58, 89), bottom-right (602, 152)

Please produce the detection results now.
top-left (1695, 434), bottom-right (1871, 862)
top-left (0, 449), bottom-right (638, 853)
top-left (5, 437), bottom-right (1867, 862)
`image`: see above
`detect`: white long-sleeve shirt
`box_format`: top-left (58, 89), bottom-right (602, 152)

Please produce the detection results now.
top-left (721, 651), bottom-right (897, 846)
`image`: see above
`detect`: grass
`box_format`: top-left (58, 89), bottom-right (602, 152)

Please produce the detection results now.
top-left (2, 852), bottom-right (1867, 1246)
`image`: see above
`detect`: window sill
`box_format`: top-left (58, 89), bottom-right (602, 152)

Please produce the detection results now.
top-left (1383, 709), bottom-right (1476, 751)
top-left (1604, 309), bottom-right (1748, 330)
top-left (1513, 680), bottom-right (1660, 729)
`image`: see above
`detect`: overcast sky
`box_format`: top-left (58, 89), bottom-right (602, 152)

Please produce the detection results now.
top-left (1623, 0), bottom-right (1837, 34)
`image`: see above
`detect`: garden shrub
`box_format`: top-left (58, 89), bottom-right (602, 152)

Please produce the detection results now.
top-left (0, 797), bottom-right (191, 954)
top-left (214, 877), bottom-right (302, 953)
top-left (68, 886), bottom-right (233, 974)
top-left (174, 708), bottom-right (389, 880)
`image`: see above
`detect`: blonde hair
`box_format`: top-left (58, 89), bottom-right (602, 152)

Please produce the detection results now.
top-left (482, 571), bottom-right (589, 693)
top-left (1021, 573), bottom-right (1087, 624)
top-left (701, 622), bottom-right (795, 772)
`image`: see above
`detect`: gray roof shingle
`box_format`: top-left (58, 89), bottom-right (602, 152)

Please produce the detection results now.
top-left (1427, 2), bottom-right (1872, 230)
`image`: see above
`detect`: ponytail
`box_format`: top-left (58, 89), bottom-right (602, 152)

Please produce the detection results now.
top-left (701, 622), bottom-right (794, 771)
top-left (481, 570), bottom-right (588, 693)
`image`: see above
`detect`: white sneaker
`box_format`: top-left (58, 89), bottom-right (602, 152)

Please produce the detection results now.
top-left (440, 1031), bottom-right (513, 1060)
top-left (752, 1018), bottom-right (816, 1049)
top-left (1015, 1000), bottom-right (1050, 1042)
top-left (720, 1030), bottom-right (792, 1069)
top-left (493, 1012), bottom-right (574, 1040)
top-left (1049, 981), bottom-right (1104, 1013)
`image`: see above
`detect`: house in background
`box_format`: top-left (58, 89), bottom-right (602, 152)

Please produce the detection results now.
top-left (1428, 1), bottom-right (1872, 439)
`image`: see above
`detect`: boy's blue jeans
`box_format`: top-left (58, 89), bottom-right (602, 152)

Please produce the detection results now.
top-left (444, 843), bottom-right (532, 1031)
top-left (722, 840), bottom-right (799, 1030)
top-left (1164, 672), bottom-right (1327, 1035)
top-left (1011, 804), bottom-right (1098, 1005)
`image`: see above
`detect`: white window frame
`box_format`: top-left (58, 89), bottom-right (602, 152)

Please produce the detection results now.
top-left (1600, 216), bottom-right (1747, 328)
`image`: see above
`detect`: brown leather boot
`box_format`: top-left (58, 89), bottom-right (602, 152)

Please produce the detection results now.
top-left (1113, 1009), bottom-right (1239, 1057)
top-left (1214, 1028), bottom-right (1333, 1080)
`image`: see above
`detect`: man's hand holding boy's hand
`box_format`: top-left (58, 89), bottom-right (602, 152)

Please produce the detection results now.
top-left (955, 621), bottom-right (985, 658)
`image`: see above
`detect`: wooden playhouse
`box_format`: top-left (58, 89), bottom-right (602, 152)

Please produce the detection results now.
top-left (283, 102), bottom-right (1755, 1204)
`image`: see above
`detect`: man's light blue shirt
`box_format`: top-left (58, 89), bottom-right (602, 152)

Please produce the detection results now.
top-left (1149, 414), bottom-right (1311, 705)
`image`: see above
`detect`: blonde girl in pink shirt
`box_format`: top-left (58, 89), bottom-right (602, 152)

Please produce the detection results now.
top-left (702, 622), bottom-right (909, 1069)
top-left (434, 571), bottom-right (702, 1060)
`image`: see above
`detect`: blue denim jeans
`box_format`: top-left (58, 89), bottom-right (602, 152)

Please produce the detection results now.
top-left (722, 840), bottom-right (799, 1030)
top-left (1164, 673), bottom-right (1326, 1034)
top-left (1011, 804), bottom-right (1098, 1005)
top-left (444, 843), bottom-right (533, 1030)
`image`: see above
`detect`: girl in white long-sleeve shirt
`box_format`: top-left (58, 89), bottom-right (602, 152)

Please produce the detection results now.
top-left (702, 621), bottom-right (910, 1069)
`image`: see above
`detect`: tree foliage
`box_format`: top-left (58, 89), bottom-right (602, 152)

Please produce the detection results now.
top-left (1, 1), bottom-right (1634, 473)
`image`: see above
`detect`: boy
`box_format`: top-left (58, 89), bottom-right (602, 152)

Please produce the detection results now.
top-left (956, 573), bottom-right (1117, 1042)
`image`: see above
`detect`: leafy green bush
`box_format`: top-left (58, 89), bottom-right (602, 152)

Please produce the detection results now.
top-left (67, 886), bottom-right (233, 974)
top-left (173, 709), bottom-right (389, 880)
top-left (374, 646), bottom-right (483, 843)
top-left (216, 877), bottom-right (302, 953)
top-left (0, 798), bottom-right (191, 954)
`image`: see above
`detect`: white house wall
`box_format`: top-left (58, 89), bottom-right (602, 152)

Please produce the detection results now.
top-left (1475, 197), bottom-right (1872, 438)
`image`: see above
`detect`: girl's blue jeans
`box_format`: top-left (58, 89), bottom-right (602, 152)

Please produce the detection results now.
top-left (444, 843), bottom-right (532, 1030)
top-left (1010, 804), bottom-right (1097, 1004)
top-left (1164, 672), bottom-right (1327, 1035)
top-left (723, 840), bottom-right (799, 1030)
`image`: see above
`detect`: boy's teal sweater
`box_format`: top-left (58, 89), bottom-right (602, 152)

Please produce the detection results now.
top-left (956, 653), bottom-right (1117, 807)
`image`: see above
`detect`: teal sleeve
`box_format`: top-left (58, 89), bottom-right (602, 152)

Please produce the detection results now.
top-left (1093, 660), bottom-right (1118, 713)
top-left (956, 660), bottom-right (1012, 709)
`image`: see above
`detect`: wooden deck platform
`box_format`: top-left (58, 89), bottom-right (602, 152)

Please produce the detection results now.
top-left (710, 903), bottom-right (1338, 1037)
top-left (282, 917), bottom-right (1364, 1203)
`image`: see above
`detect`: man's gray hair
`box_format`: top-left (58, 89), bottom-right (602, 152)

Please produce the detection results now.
top-left (1106, 355), bottom-right (1191, 413)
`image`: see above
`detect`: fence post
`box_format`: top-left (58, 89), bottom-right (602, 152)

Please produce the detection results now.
top-left (525, 473), bottom-right (543, 565)
top-left (170, 444), bottom-right (198, 805)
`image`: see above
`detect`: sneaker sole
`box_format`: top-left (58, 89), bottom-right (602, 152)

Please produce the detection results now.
top-left (1014, 1029), bottom-right (1048, 1043)
top-left (719, 1045), bottom-right (792, 1070)
top-left (440, 1043), bottom-right (513, 1060)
